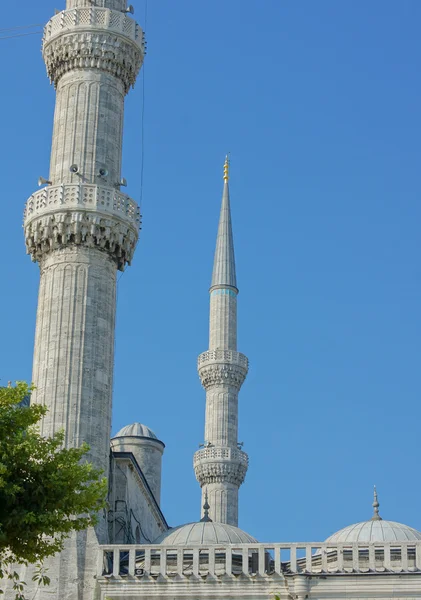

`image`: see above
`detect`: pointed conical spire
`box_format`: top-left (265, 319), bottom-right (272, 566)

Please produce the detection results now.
top-left (210, 156), bottom-right (237, 291)
top-left (371, 485), bottom-right (382, 521)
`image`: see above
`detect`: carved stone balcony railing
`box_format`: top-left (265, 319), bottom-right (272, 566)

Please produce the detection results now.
top-left (23, 184), bottom-right (140, 269)
top-left (197, 350), bottom-right (248, 390)
top-left (42, 7), bottom-right (144, 90)
top-left (98, 541), bottom-right (421, 580)
top-left (193, 446), bottom-right (248, 467)
top-left (24, 184), bottom-right (140, 228)
top-left (43, 7), bottom-right (144, 48)
top-left (198, 350), bottom-right (248, 370)
top-left (193, 445), bottom-right (248, 486)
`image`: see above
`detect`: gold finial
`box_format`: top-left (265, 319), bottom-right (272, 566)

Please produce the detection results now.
top-left (223, 154), bottom-right (230, 182)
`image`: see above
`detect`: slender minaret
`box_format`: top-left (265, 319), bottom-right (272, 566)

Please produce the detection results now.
top-left (19, 1), bottom-right (143, 597)
top-left (194, 158), bottom-right (249, 526)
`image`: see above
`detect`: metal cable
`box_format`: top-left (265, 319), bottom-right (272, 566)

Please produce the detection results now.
top-left (0, 23), bottom-right (42, 33)
top-left (0, 31), bottom-right (42, 41)
top-left (139, 0), bottom-right (148, 209)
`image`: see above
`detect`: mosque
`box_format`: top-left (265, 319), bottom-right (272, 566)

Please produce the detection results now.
top-left (5, 1), bottom-right (421, 599)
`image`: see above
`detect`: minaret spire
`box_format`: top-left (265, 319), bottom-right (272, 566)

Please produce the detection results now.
top-left (194, 159), bottom-right (249, 526)
top-left (211, 156), bottom-right (237, 293)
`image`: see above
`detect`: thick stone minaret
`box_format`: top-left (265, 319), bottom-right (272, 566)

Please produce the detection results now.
top-left (19, 1), bottom-right (144, 597)
top-left (193, 158), bottom-right (249, 526)
top-left (25, 0), bottom-right (143, 479)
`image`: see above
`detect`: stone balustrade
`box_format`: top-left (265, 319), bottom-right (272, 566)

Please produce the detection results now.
top-left (23, 184), bottom-right (140, 269)
top-left (193, 446), bottom-right (249, 467)
top-left (24, 184), bottom-right (140, 228)
top-left (197, 349), bottom-right (248, 390)
top-left (98, 541), bottom-right (421, 579)
top-left (42, 7), bottom-right (144, 91)
top-left (43, 7), bottom-right (143, 47)
top-left (198, 349), bottom-right (249, 370)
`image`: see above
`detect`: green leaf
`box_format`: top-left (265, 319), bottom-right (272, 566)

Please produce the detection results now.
top-left (0, 382), bottom-right (107, 595)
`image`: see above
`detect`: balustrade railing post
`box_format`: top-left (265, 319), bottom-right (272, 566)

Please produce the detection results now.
top-left (242, 547), bottom-right (249, 575)
top-left (177, 549), bottom-right (184, 576)
top-left (112, 548), bottom-right (119, 577)
top-left (193, 548), bottom-right (199, 576)
top-left (160, 549), bottom-right (167, 576)
top-left (352, 544), bottom-right (359, 572)
top-left (305, 545), bottom-right (312, 573)
top-left (226, 547), bottom-right (232, 575)
top-left (384, 545), bottom-right (391, 571)
top-left (258, 547), bottom-right (265, 575)
top-left (337, 546), bottom-right (344, 571)
top-left (290, 545), bottom-right (297, 573)
top-left (402, 544), bottom-right (408, 571)
top-left (275, 546), bottom-right (281, 575)
top-left (416, 544), bottom-right (421, 571)
top-left (321, 546), bottom-right (328, 572)
top-left (144, 548), bottom-right (151, 576)
top-left (128, 548), bottom-right (135, 576)
top-left (97, 548), bottom-right (106, 578)
top-left (208, 547), bottom-right (216, 576)
top-left (368, 545), bottom-right (375, 571)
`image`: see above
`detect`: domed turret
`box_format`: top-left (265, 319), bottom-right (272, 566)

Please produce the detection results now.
top-left (326, 487), bottom-right (421, 543)
top-left (111, 422), bottom-right (165, 505)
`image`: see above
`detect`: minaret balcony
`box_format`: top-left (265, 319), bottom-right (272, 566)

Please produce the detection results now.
top-left (193, 446), bottom-right (248, 487)
top-left (197, 350), bottom-right (248, 390)
top-left (42, 7), bottom-right (144, 92)
top-left (24, 183), bottom-right (140, 269)
top-left (43, 6), bottom-right (144, 50)
top-left (198, 350), bottom-right (248, 370)
top-left (24, 183), bottom-right (140, 227)
top-left (194, 446), bottom-right (248, 468)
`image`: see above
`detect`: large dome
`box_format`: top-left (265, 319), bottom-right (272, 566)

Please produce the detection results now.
top-left (326, 489), bottom-right (421, 543)
top-left (113, 422), bottom-right (158, 440)
top-left (153, 521), bottom-right (257, 545)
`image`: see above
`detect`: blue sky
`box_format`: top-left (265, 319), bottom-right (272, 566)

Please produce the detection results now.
top-left (1, 0), bottom-right (421, 543)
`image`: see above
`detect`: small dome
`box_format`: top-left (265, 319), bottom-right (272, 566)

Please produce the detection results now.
top-left (153, 522), bottom-right (257, 545)
top-left (326, 488), bottom-right (421, 543)
top-left (326, 520), bottom-right (421, 543)
top-left (113, 422), bottom-right (158, 440)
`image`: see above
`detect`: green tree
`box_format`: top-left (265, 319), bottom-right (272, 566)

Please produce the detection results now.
top-left (0, 382), bottom-right (107, 598)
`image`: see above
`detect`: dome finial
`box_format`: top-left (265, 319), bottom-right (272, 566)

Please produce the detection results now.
top-left (372, 485), bottom-right (382, 521)
top-left (200, 489), bottom-right (212, 522)
top-left (223, 154), bottom-right (230, 182)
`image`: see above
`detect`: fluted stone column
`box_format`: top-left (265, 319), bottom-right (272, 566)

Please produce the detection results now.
top-left (13, 3), bottom-right (144, 599)
top-left (194, 159), bottom-right (248, 526)
top-left (27, 0), bottom-right (143, 480)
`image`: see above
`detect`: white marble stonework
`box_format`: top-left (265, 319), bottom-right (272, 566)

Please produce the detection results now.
top-left (108, 453), bottom-right (167, 545)
top-left (111, 423), bottom-right (165, 506)
top-left (5, 0), bottom-right (144, 598)
top-left (7, 0), bottom-right (421, 598)
top-left (194, 162), bottom-right (249, 526)
top-left (97, 539), bottom-right (421, 600)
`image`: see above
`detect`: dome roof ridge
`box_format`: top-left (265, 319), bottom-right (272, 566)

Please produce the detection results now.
top-left (113, 422), bottom-right (159, 440)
